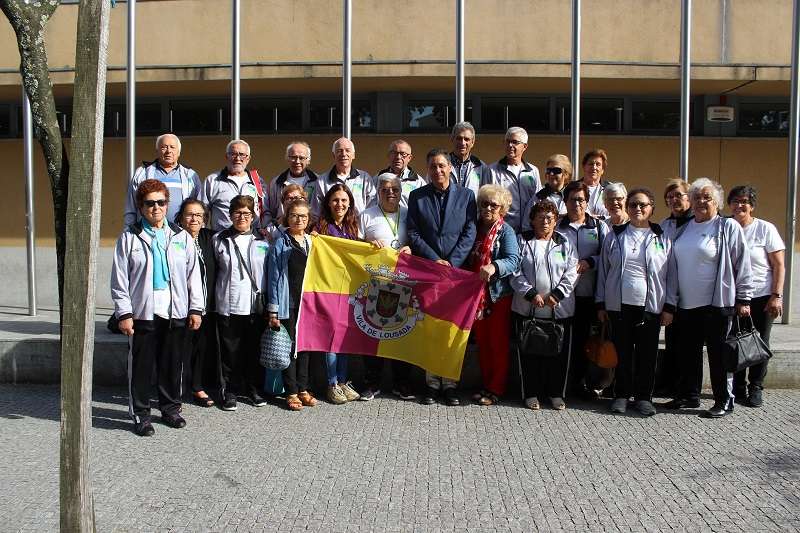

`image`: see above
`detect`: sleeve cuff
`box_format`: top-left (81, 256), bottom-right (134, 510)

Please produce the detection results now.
top-left (117, 312), bottom-right (133, 321)
top-left (662, 303), bottom-right (676, 314)
top-left (188, 309), bottom-right (203, 317)
top-left (585, 257), bottom-right (596, 268)
top-left (551, 288), bottom-right (565, 301)
top-left (735, 298), bottom-right (751, 306)
top-left (267, 303), bottom-right (278, 313)
top-left (595, 302), bottom-right (606, 311)
top-left (524, 289), bottom-right (537, 301)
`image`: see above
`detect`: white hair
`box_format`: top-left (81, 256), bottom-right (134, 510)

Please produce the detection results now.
top-left (505, 126), bottom-right (528, 144)
top-left (375, 172), bottom-right (402, 189)
top-left (285, 141), bottom-right (311, 161)
top-left (603, 182), bottom-right (628, 201)
top-left (451, 121), bottom-right (475, 138)
top-left (388, 139), bottom-right (411, 153)
top-left (332, 137), bottom-right (355, 153)
top-left (226, 139), bottom-right (250, 155)
top-left (689, 177), bottom-right (724, 206)
top-left (155, 133), bottom-right (181, 152)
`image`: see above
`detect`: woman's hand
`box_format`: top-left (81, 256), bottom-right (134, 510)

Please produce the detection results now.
top-left (533, 294), bottom-right (545, 308)
top-left (269, 316), bottom-right (281, 329)
top-left (660, 311), bottom-right (673, 327)
top-left (736, 304), bottom-right (751, 318)
top-left (479, 263), bottom-right (496, 282)
top-left (118, 318), bottom-right (134, 336)
top-left (597, 310), bottom-right (608, 323)
top-left (188, 314), bottom-right (202, 330)
top-left (545, 294), bottom-right (559, 308)
top-left (577, 260), bottom-right (591, 275)
top-left (371, 240), bottom-right (384, 249)
top-left (398, 246), bottom-right (411, 255)
top-left (765, 296), bottom-right (783, 318)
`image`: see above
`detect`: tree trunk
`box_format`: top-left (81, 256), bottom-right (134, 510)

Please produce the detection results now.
top-left (59, 0), bottom-right (110, 530)
top-left (0, 0), bottom-right (69, 314)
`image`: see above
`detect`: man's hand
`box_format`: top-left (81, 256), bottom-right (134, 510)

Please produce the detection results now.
top-left (577, 260), bottom-right (591, 275)
top-left (188, 314), bottom-right (202, 330)
top-left (660, 311), bottom-right (673, 327)
top-left (118, 318), bottom-right (134, 336)
top-left (479, 263), bottom-right (496, 282)
top-left (736, 304), bottom-right (751, 318)
top-left (435, 259), bottom-right (451, 267)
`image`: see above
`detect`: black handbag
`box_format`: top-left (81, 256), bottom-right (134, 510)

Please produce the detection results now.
top-left (723, 316), bottom-right (773, 373)
top-left (518, 308), bottom-right (564, 358)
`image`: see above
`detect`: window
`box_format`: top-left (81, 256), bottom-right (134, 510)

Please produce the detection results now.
top-left (309, 100), bottom-right (373, 131)
top-left (631, 100), bottom-right (681, 132)
top-left (104, 103), bottom-right (163, 137)
top-left (481, 98), bottom-right (549, 132)
top-left (241, 100), bottom-right (302, 133)
top-left (405, 101), bottom-right (472, 132)
top-left (0, 105), bottom-right (10, 137)
top-left (556, 98), bottom-right (624, 133)
top-left (738, 102), bottom-right (789, 135)
top-left (170, 100), bottom-right (229, 135)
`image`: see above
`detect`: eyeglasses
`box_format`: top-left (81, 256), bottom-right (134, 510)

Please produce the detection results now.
top-left (729, 198), bottom-right (751, 206)
top-left (545, 167), bottom-right (564, 175)
top-left (287, 155), bottom-right (308, 162)
top-left (534, 215), bottom-right (556, 224)
top-left (231, 211), bottom-right (253, 219)
top-left (480, 201), bottom-right (502, 210)
top-left (284, 195), bottom-right (303, 202)
top-left (694, 194), bottom-right (715, 203)
top-left (143, 199), bottom-right (167, 208)
top-left (228, 152), bottom-right (250, 160)
top-left (390, 151), bottom-right (411, 158)
top-left (608, 197), bottom-right (625, 204)
top-left (380, 187), bottom-right (401, 194)
top-left (505, 139), bottom-right (525, 146)
top-left (627, 202), bottom-right (652, 210)
top-left (568, 197), bottom-right (587, 204)
top-left (665, 192), bottom-right (687, 200)
top-left (287, 213), bottom-right (309, 220)
top-left (183, 212), bottom-right (205, 220)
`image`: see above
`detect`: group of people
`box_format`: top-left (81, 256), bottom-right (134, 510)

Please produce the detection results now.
top-left (111, 122), bottom-right (785, 437)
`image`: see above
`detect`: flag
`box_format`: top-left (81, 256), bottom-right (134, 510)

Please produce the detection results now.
top-left (297, 235), bottom-right (484, 380)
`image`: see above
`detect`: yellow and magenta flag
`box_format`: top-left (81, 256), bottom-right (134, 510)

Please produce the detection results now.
top-left (297, 236), bottom-right (484, 380)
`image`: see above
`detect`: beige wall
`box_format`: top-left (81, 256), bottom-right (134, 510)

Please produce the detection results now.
top-left (1, 133), bottom-right (794, 245)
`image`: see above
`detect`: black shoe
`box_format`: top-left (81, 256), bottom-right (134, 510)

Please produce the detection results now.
top-left (393, 385), bottom-right (417, 401)
top-left (734, 394), bottom-right (749, 406)
top-left (249, 393), bottom-right (267, 407)
top-left (701, 402), bottom-right (733, 418)
top-left (134, 420), bottom-right (155, 437)
top-left (747, 388), bottom-right (763, 408)
top-left (420, 387), bottom-right (438, 405)
top-left (222, 395), bottom-right (238, 411)
top-left (443, 388), bottom-right (460, 406)
top-left (162, 413), bottom-right (186, 429)
top-left (663, 398), bottom-right (701, 409)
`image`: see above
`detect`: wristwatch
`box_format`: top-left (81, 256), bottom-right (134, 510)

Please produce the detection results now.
top-left (772, 293), bottom-right (783, 298)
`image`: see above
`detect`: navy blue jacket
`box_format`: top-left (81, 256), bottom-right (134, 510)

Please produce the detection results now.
top-left (407, 181), bottom-right (477, 268)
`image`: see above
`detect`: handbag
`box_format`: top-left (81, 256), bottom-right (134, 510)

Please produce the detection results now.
top-left (518, 308), bottom-right (564, 358)
top-left (259, 324), bottom-right (292, 370)
top-left (723, 316), bottom-right (773, 373)
top-left (584, 321), bottom-right (618, 369)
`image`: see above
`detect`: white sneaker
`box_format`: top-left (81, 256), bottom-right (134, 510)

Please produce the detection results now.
top-left (610, 398), bottom-right (628, 413)
top-left (327, 385), bottom-right (347, 405)
top-left (339, 382), bottom-right (361, 402)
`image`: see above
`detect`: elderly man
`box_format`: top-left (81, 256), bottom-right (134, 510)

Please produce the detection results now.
top-left (315, 137), bottom-right (374, 215)
top-left (449, 121), bottom-right (491, 200)
top-left (123, 133), bottom-right (201, 227)
top-left (199, 139), bottom-right (266, 233)
top-left (484, 127), bottom-right (542, 233)
top-left (264, 141), bottom-right (320, 234)
top-left (373, 139), bottom-right (427, 207)
top-left (407, 148), bottom-right (477, 407)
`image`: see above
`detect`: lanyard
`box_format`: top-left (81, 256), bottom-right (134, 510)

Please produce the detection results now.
top-left (379, 206), bottom-right (400, 237)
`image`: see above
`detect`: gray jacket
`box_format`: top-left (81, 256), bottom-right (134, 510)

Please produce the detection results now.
top-left (199, 167), bottom-right (267, 233)
top-left (511, 230), bottom-right (579, 319)
top-left (123, 161), bottom-right (201, 226)
top-left (555, 215), bottom-right (608, 298)
top-left (212, 229), bottom-right (270, 317)
top-left (484, 158), bottom-right (542, 233)
top-left (670, 215), bottom-right (753, 312)
top-left (595, 222), bottom-right (674, 315)
top-left (111, 222), bottom-right (204, 321)
top-left (314, 166), bottom-right (375, 216)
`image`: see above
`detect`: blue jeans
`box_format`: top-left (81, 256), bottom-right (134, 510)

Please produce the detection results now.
top-left (325, 352), bottom-right (348, 385)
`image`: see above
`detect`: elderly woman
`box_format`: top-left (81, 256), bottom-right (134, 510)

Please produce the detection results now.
top-left (596, 188), bottom-right (673, 416)
top-left (314, 184), bottom-right (361, 404)
top-left (111, 179), bottom-right (203, 436)
top-left (358, 173), bottom-right (415, 401)
top-left (213, 195), bottom-right (270, 412)
top-left (511, 200), bottom-right (578, 411)
top-left (556, 180), bottom-right (608, 398)
top-left (467, 184), bottom-right (521, 405)
top-left (175, 199), bottom-right (218, 407)
top-left (728, 185), bottom-right (785, 408)
top-left (526, 154), bottom-right (571, 219)
top-left (268, 183), bottom-right (308, 241)
top-left (665, 178), bottom-right (752, 418)
top-left (603, 182), bottom-right (629, 227)
top-left (580, 149), bottom-right (610, 218)
top-left (267, 199), bottom-right (318, 411)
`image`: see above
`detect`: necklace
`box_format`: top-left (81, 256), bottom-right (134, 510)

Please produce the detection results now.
top-left (629, 229), bottom-right (648, 253)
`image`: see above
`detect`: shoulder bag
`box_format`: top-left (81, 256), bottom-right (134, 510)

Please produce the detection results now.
top-left (723, 316), bottom-right (773, 373)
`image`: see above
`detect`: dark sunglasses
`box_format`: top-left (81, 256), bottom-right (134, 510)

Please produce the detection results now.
top-left (143, 199), bottom-right (167, 208)
top-left (627, 201), bottom-right (652, 210)
top-left (545, 167), bottom-right (564, 175)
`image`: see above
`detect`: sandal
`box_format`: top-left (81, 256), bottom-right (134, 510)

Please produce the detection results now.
top-left (286, 394), bottom-right (303, 411)
top-left (297, 391), bottom-right (318, 407)
top-left (193, 392), bottom-right (215, 408)
top-left (478, 392), bottom-right (499, 406)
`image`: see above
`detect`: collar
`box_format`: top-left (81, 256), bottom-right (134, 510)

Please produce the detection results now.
top-left (449, 152), bottom-right (483, 168)
top-left (377, 166), bottom-right (421, 181)
top-left (329, 165), bottom-right (360, 181)
top-left (520, 229), bottom-right (568, 245)
top-left (557, 214), bottom-right (601, 230)
top-left (497, 156), bottom-right (533, 172)
top-left (612, 221), bottom-right (664, 236)
top-left (276, 167), bottom-right (319, 186)
top-left (536, 184), bottom-right (564, 200)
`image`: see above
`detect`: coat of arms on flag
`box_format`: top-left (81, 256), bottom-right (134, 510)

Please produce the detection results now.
top-left (349, 265), bottom-right (423, 339)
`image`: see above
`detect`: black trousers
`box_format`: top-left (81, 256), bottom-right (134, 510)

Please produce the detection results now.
top-left (568, 296), bottom-right (595, 392)
top-left (128, 317), bottom-right (185, 423)
top-left (676, 306), bottom-right (733, 405)
top-left (185, 312), bottom-right (221, 395)
top-left (515, 313), bottom-right (573, 399)
top-left (281, 307), bottom-right (311, 395)
top-left (363, 356), bottom-right (412, 391)
top-left (218, 313), bottom-right (265, 399)
top-left (609, 305), bottom-right (660, 401)
top-left (734, 294), bottom-right (773, 393)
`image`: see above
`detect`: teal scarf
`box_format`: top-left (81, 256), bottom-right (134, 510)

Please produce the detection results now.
top-left (142, 219), bottom-right (170, 290)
